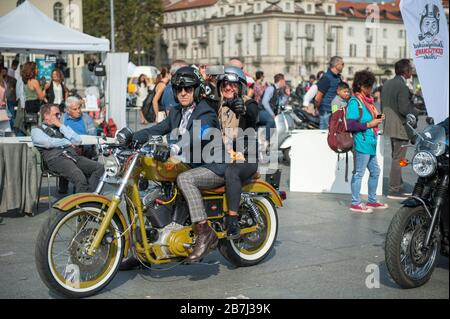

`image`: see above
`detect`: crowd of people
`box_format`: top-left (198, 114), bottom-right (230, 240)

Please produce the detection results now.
top-left (0, 55), bottom-right (430, 230)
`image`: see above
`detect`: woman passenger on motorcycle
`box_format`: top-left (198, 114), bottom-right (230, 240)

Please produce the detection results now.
top-left (215, 66), bottom-right (259, 239)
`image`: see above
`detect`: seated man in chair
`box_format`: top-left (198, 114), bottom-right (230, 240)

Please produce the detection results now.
top-left (59, 96), bottom-right (98, 193)
top-left (31, 104), bottom-right (104, 193)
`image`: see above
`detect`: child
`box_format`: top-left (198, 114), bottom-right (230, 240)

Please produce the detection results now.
top-left (331, 82), bottom-right (350, 113)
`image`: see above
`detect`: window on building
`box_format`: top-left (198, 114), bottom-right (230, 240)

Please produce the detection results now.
top-left (191, 27), bottom-right (197, 38)
top-left (383, 28), bottom-right (388, 38)
top-left (366, 45), bottom-right (371, 58)
top-left (192, 11), bottom-right (197, 20)
top-left (286, 2), bottom-right (291, 11)
top-left (349, 44), bottom-right (357, 57)
top-left (173, 48), bottom-right (177, 60)
top-left (383, 46), bottom-right (388, 59)
top-left (53, 2), bottom-right (64, 24)
top-left (348, 27), bottom-right (354, 37)
top-left (220, 7), bottom-right (224, 16)
top-left (238, 5), bottom-right (242, 13)
top-left (305, 46), bottom-right (315, 60)
top-left (327, 43), bottom-right (332, 58)
top-left (399, 30), bottom-right (404, 38)
top-left (348, 67), bottom-right (354, 76)
top-left (307, 4), bottom-right (312, 12)
top-left (327, 5), bottom-right (333, 14)
top-left (305, 24), bottom-right (315, 38)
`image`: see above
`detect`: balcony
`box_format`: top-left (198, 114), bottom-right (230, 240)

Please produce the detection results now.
top-left (304, 54), bottom-right (317, 64)
top-left (326, 32), bottom-right (335, 41)
top-left (376, 57), bottom-right (396, 68)
top-left (305, 31), bottom-right (315, 41)
top-left (178, 37), bottom-right (188, 47)
top-left (198, 36), bottom-right (208, 46)
top-left (284, 31), bottom-right (293, 40)
top-left (254, 32), bottom-right (262, 41)
top-left (249, 56), bottom-right (262, 66)
top-left (285, 56), bottom-right (295, 64)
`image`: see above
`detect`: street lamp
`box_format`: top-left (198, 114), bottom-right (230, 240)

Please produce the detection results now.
top-left (110, 0), bottom-right (115, 52)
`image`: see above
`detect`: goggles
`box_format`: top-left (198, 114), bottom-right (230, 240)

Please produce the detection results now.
top-left (217, 73), bottom-right (240, 83)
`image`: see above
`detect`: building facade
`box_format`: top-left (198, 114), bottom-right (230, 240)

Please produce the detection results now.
top-left (163, 0), bottom-right (413, 84)
top-left (0, 0), bottom-right (84, 88)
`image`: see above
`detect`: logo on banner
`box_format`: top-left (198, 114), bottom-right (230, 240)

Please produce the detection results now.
top-left (413, 4), bottom-right (444, 60)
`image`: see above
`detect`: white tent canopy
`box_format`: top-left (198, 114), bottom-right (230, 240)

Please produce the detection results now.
top-left (0, 0), bottom-right (109, 54)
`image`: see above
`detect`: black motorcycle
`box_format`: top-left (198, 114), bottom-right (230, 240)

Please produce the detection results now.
top-left (385, 114), bottom-right (449, 288)
top-left (288, 97), bottom-right (320, 130)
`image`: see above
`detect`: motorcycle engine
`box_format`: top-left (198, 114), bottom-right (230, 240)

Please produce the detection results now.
top-left (153, 222), bottom-right (193, 259)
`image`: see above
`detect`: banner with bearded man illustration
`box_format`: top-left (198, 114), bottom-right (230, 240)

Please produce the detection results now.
top-left (400, 0), bottom-right (449, 123)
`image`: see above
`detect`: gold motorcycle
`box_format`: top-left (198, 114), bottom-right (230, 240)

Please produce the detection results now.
top-left (35, 131), bottom-right (284, 298)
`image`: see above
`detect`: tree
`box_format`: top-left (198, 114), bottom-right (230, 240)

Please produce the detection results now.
top-left (83, 0), bottom-right (164, 64)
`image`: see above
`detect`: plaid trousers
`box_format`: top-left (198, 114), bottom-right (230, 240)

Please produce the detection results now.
top-left (177, 167), bottom-right (225, 223)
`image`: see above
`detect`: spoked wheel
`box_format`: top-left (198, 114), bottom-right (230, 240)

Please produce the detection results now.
top-left (219, 197), bottom-right (278, 267)
top-left (385, 206), bottom-right (440, 289)
top-left (35, 203), bottom-right (124, 298)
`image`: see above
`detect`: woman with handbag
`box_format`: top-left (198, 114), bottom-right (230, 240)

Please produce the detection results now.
top-left (44, 68), bottom-right (68, 112)
top-left (346, 70), bottom-right (388, 214)
top-left (21, 62), bottom-right (46, 132)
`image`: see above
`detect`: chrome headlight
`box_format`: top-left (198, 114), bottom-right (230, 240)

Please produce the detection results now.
top-left (104, 157), bottom-right (120, 177)
top-left (412, 151), bottom-right (437, 177)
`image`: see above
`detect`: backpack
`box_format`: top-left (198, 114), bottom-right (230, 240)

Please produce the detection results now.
top-left (141, 87), bottom-right (156, 123)
top-left (327, 102), bottom-right (362, 182)
top-left (258, 84), bottom-right (281, 115)
top-left (142, 83), bottom-right (167, 123)
top-left (100, 118), bottom-right (118, 138)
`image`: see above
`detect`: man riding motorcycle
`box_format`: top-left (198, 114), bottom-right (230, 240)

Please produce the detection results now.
top-left (133, 66), bottom-right (227, 262)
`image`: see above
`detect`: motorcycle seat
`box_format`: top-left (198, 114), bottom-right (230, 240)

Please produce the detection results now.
top-left (201, 172), bottom-right (261, 195)
top-left (298, 109), bottom-right (320, 124)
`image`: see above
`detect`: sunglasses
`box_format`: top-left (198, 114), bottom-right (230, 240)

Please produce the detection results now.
top-left (175, 86), bottom-right (195, 94)
top-left (221, 81), bottom-right (239, 89)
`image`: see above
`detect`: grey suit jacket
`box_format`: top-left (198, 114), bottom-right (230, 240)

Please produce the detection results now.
top-left (381, 75), bottom-right (417, 140)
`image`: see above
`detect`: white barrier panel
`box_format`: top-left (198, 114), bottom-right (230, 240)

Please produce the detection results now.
top-left (105, 53), bottom-right (129, 131)
top-left (290, 130), bottom-right (384, 195)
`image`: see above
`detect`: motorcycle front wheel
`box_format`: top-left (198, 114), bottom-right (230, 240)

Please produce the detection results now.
top-left (219, 197), bottom-right (278, 267)
top-left (385, 206), bottom-right (440, 289)
top-left (35, 203), bottom-right (124, 298)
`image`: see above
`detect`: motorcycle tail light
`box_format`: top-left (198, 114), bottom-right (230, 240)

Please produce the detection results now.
top-left (399, 158), bottom-right (409, 167)
top-left (279, 191), bottom-right (287, 201)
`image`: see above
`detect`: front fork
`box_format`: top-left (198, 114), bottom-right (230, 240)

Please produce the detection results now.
top-left (87, 154), bottom-right (140, 256)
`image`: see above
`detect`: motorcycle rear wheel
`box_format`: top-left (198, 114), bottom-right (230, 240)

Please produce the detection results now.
top-left (219, 197), bottom-right (278, 267)
top-left (385, 206), bottom-right (440, 289)
top-left (35, 203), bottom-right (124, 298)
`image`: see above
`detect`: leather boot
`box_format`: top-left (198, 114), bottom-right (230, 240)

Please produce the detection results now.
top-left (226, 215), bottom-right (240, 240)
top-left (186, 222), bottom-right (218, 262)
